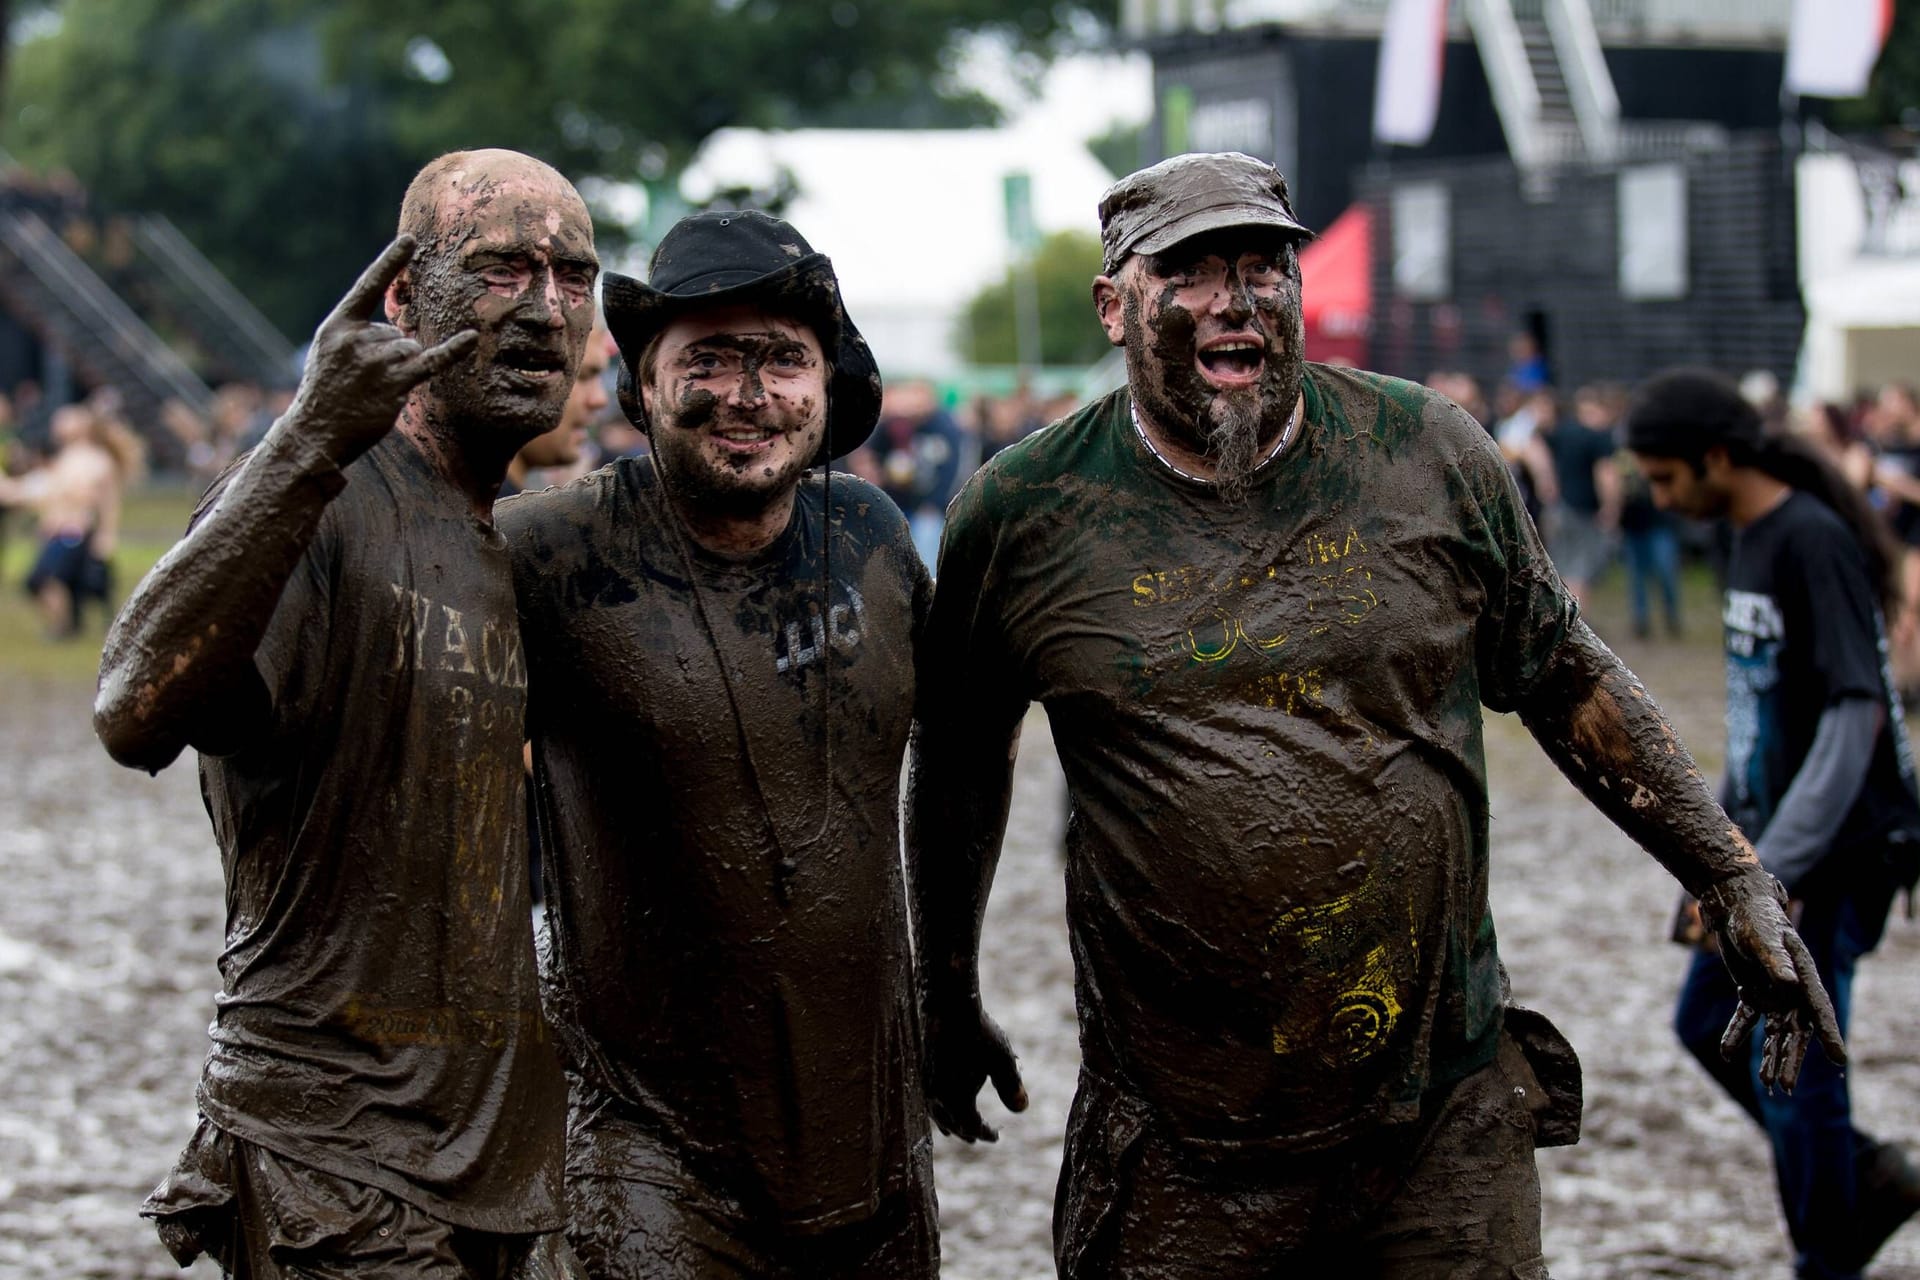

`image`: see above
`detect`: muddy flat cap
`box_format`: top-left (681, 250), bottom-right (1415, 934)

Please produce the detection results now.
top-left (1098, 152), bottom-right (1311, 274)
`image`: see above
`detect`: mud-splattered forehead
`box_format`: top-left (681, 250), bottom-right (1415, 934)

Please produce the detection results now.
top-left (398, 148), bottom-right (594, 258)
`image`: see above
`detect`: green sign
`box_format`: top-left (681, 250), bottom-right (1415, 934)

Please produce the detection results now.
top-left (1003, 171), bottom-right (1038, 254)
top-left (1162, 83), bottom-right (1194, 156)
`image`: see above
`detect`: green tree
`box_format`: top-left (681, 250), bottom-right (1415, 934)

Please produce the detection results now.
top-left (3, 0), bottom-right (1116, 338)
top-left (957, 228), bottom-right (1108, 366)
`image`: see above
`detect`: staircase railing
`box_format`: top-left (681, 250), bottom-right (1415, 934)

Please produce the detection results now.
top-left (0, 211), bottom-right (213, 420)
top-left (1464, 0), bottom-right (1546, 170)
top-left (131, 214), bottom-right (297, 385)
top-left (1546, 0), bottom-right (1621, 163)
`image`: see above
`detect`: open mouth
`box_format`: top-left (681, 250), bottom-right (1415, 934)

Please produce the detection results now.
top-left (496, 347), bottom-right (567, 379)
top-left (1196, 337), bottom-right (1265, 385)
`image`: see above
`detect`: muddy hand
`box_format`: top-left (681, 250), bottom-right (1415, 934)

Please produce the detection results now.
top-left (923, 998), bottom-right (1028, 1143)
top-left (1704, 869), bottom-right (1845, 1091)
top-left (288, 235), bottom-right (478, 464)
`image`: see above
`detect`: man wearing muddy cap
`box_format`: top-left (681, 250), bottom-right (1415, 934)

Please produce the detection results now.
top-left (95, 149), bottom-right (598, 1277)
top-left (496, 210), bottom-right (936, 1277)
top-left (910, 151), bottom-right (1844, 1276)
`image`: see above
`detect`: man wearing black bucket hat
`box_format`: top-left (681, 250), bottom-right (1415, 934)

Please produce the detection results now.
top-left (496, 211), bottom-right (936, 1278)
top-left (909, 152), bottom-right (1845, 1276)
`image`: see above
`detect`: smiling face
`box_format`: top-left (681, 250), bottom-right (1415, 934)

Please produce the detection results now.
top-left (387, 150), bottom-right (599, 450)
top-left (640, 303), bottom-right (828, 519)
top-left (1094, 226), bottom-right (1306, 499)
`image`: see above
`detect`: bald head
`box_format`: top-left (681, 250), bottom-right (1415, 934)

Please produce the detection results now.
top-left (385, 147), bottom-right (601, 446)
top-left (399, 149), bottom-right (592, 253)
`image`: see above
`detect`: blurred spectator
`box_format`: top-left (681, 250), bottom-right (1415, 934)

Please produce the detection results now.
top-left (1538, 385), bottom-right (1622, 606)
top-left (1494, 382), bottom-right (1556, 525)
top-left (0, 401), bottom-right (145, 637)
top-left (1740, 369), bottom-right (1789, 435)
top-left (860, 378), bottom-right (965, 567)
top-left (1505, 329), bottom-right (1550, 393)
top-left (1424, 370), bottom-right (1491, 429)
top-left (1796, 400), bottom-right (1875, 492)
top-left (597, 412), bottom-right (650, 461)
top-left (1615, 447), bottom-right (1683, 640)
top-left (501, 324), bottom-right (612, 498)
top-left (1861, 383), bottom-right (1920, 688)
top-left (976, 379), bottom-right (1047, 466)
top-left (237, 385), bottom-right (296, 453)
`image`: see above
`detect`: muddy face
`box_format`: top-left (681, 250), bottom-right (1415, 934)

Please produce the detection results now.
top-left (518, 326), bottom-right (612, 470)
top-left (1103, 229), bottom-right (1305, 499)
top-left (392, 153), bottom-right (599, 451)
top-left (641, 304), bottom-right (828, 518)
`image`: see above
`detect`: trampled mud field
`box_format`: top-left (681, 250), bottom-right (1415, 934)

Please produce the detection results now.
top-left (1, 625), bottom-right (1916, 1278)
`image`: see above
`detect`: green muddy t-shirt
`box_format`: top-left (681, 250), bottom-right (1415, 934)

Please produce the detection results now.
top-left (926, 366), bottom-right (1577, 1148)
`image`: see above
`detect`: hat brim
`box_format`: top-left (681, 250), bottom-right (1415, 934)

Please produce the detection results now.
top-left (1116, 205), bottom-right (1314, 271)
top-left (603, 258), bottom-right (881, 465)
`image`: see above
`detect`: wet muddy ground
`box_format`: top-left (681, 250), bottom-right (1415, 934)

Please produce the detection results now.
top-left (2, 625), bottom-right (1917, 1278)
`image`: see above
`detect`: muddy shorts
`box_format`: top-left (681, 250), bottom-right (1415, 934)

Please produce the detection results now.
top-left (563, 1089), bottom-right (939, 1279)
top-left (141, 1118), bottom-right (582, 1279)
top-left (25, 532), bottom-right (87, 596)
top-left (1055, 1035), bottom-right (1562, 1279)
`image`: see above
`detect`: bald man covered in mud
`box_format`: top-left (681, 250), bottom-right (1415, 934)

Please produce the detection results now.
top-left (95, 150), bottom-right (598, 1278)
top-left (910, 151), bottom-right (1845, 1278)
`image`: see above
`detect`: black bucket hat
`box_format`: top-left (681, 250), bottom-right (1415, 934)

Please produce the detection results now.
top-left (603, 210), bottom-right (882, 464)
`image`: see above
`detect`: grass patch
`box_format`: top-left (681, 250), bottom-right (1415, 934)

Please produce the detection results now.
top-left (0, 482), bottom-right (196, 684)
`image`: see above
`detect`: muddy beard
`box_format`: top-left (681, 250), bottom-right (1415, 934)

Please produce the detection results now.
top-left (1205, 397), bottom-right (1264, 504)
top-left (654, 401), bottom-right (818, 521)
top-left (1120, 284), bottom-right (1304, 502)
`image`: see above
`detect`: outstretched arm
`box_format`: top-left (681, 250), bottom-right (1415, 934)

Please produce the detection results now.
top-left (94, 236), bottom-right (476, 772)
top-left (1516, 621), bottom-right (1845, 1089)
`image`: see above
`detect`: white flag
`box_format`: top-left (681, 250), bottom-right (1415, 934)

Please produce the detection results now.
top-left (1374, 0), bottom-right (1450, 146)
top-left (1786, 0), bottom-right (1892, 99)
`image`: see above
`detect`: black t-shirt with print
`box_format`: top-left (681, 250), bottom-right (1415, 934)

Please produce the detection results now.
top-left (1721, 489), bottom-right (1920, 893)
top-left (191, 431), bottom-right (566, 1233)
top-left (499, 461), bottom-right (931, 1231)
top-left (924, 367), bottom-right (1578, 1149)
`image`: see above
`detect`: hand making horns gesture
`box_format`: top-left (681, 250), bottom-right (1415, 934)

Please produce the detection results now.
top-left (289, 234), bottom-right (479, 464)
top-left (1703, 870), bottom-right (1847, 1093)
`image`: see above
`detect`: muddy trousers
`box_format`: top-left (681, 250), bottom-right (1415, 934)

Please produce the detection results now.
top-left (1675, 893), bottom-right (1871, 1280)
top-left (563, 1099), bottom-right (939, 1280)
top-left (141, 1118), bottom-right (581, 1280)
top-left (1053, 1040), bottom-right (1551, 1279)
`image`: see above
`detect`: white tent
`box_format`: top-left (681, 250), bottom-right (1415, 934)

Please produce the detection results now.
top-left (676, 124), bottom-right (1123, 378)
top-left (1797, 151), bottom-right (1920, 399)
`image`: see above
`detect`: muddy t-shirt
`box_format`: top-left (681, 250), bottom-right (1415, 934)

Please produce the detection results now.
top-left (192, 431), bottom-right (565, 1232)
top-left (927, 367), bottom-right (1577, 1148)
top-left (499, 461), bottom-right (929, 1230)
